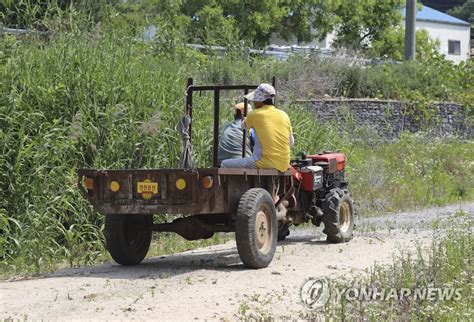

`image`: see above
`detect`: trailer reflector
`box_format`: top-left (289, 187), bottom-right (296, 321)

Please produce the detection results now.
top-left (176, 178), bottom-right (186, 190)
top-left (110, 181), bottom-right (120, 192)
top-left (202, 176), bottom-right (213, 189)
top-left (85, 177), bottom-right (94, 190)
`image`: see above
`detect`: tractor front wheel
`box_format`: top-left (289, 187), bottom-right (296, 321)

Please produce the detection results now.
top-left (105, 214), bottom-right (152, 265)
top-left (235, 188), bottom-right (277, 268)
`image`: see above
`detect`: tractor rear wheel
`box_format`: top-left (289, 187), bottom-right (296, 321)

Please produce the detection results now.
top-left (235, 188), bottom-right (277, 268)
top-left (322, 189), bottom-right (354, 243)
top-left (105, 214), bottom-right (152, 265)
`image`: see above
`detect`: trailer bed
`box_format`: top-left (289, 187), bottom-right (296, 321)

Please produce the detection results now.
top-left (78, 168), bottom-right (291, 215)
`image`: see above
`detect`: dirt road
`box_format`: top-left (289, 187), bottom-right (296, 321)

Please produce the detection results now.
top-left (1, 202), bottom-right (472, 320)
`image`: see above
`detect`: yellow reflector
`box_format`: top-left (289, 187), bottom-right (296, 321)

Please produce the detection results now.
top-left (202, 176), bottom-right (213, 189)
top-left (110, 181), bottom-right (120, 192)
top-left (85, 177), bottom-right (94, 190)
top-left (176, 178), bottom-right (186, 190)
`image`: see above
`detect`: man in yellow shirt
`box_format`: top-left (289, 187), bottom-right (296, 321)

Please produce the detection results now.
top-left (220, 83), bottom-right (294, 172)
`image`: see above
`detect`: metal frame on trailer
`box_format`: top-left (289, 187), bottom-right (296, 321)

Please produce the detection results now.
top-left (184, 77), bottom-right (276, 167)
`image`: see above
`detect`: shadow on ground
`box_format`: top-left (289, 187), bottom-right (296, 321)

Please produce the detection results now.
top-left (41, 231), bottom-right (329, 281)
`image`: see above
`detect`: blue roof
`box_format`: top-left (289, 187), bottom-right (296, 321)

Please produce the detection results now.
top-left (403, 5), bottom-right (470, 26)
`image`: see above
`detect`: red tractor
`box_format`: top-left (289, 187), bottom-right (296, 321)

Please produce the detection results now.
top-left (78, 78), bottom-right (355, 269)
top-left (283, 152), bottom-right (354, 243)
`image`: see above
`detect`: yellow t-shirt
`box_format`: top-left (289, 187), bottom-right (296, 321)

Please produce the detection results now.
top-left (245, 105), bottom-right (292, 172)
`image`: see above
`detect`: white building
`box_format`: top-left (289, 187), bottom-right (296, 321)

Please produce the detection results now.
top-left (270, 6), bottom-right (471, 63)
top-left (403, 6), bottom-right (471, 63)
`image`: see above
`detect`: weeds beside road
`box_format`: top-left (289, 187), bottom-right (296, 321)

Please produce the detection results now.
top-left (318, 209), bottom-right (473, 320)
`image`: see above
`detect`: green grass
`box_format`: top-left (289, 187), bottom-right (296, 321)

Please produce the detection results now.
top-left (344, 134), bottom-right (474, 216)
top-left (1, 31), bottom-right (473, 276)
top-left (318, 211), bottom-right (473, 320)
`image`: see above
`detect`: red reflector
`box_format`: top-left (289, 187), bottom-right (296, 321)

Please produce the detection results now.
top-left (85, 177), bottom-right (94, 190)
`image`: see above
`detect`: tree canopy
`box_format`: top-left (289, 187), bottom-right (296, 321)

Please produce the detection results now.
top-left (119, 0), bottom-right (407, 49)
top-left (367, 28), bottom-right (441, 61)
top-left (2, 0), bottom-right (408, 48)
top-left (309, 0), bottom-right (405, 50)
top-left (447, 0), bottom-right (474, 24)
top-left (2, 0), bottom-right (445, 60)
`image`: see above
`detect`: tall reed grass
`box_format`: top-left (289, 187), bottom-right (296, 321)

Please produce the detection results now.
top-left (1, 32), bottom-right (194, 272)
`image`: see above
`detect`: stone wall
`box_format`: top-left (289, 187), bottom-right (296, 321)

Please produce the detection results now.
top-left (299, 99), bottom-right (472, 139)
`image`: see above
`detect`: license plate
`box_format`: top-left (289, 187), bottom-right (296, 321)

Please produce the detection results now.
top-left (137, 181), bottom-right (158, 194)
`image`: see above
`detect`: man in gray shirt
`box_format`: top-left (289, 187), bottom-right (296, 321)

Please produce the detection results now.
top-left (218, 102), bottom-right (254, 165)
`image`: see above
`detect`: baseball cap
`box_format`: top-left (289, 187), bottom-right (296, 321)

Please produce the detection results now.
top-left (234, 102), bottom-right (252, 113)
top-left (244, 83), bottom-right (276, 102)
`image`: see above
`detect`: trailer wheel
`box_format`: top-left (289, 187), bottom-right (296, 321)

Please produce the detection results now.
top-left (235, 188), bottom-right (277, 268)
top-left (105, 214), bottom-right (152, 265)
top-left (322, 190), bottom-right (354, 243)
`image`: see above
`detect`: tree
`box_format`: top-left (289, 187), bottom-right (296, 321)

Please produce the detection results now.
top-left (421, 0), bottom-right (467, 13)
top-left (185, 4), bottom-right (239, 46)
top-left (1, 0), bottom-right (412, 52)
top-left (367, 28), bottom-right (440, 60)
top-left (310, 0), bottom-right (405, 51)
top-left (447, 0), bottom-right (474, 24)
top-left (176, 0), bottom-right (408, 49)
top-left (111, 0), bottom-right (318, 47)
top-left (279, 0), bottom-right (325, 43)
top-left (182, 0), bottom-right (306, 47)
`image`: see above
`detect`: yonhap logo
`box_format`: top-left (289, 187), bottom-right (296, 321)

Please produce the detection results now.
top-left (300, 277), bottom-right (463, 311)
top-left (300, 278), bottom-right (330, 310)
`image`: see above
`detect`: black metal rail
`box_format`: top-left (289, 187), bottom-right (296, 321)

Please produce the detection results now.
top-left (184, 77), bottom-right (275, 168)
